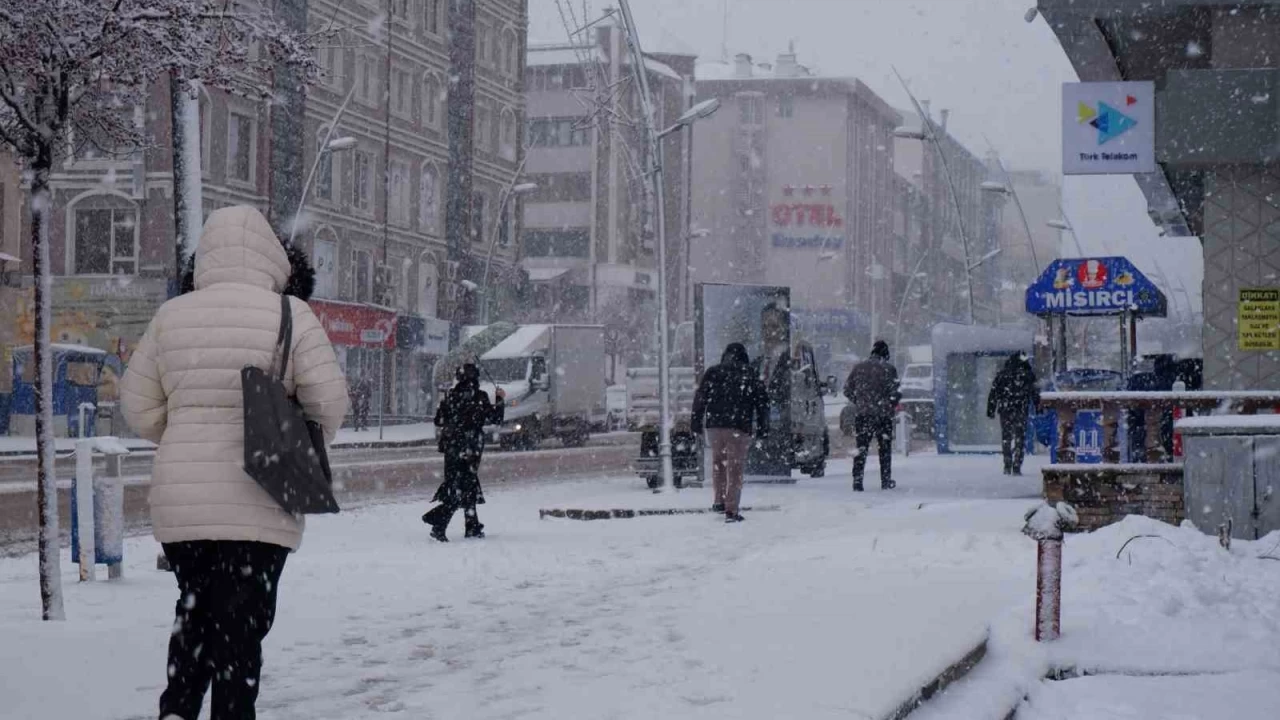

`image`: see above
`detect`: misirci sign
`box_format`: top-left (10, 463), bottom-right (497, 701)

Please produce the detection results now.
top-left (1025, 257), bottom-right (1166, 317)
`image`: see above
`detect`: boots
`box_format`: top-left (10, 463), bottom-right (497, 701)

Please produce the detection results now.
top-left (464, 508), bottom-right (485, 539)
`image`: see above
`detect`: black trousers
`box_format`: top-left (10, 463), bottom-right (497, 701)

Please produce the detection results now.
top-left (424, 454), bottom-right (484, 535)
top-left (999, 411), bottom-right (1029, 473)
top-left (159, 541), bottom-right (289, 720)
top-left (852, 414), bottom-right (894, 488)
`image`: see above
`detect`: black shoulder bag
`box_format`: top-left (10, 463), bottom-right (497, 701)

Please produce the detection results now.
top-left (242, 294), bottom-right (340, 514)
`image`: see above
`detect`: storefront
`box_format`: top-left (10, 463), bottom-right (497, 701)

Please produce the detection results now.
top-left (309, 299), bottom-right (396, 416)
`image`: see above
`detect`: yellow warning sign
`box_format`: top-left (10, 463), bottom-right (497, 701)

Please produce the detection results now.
top-left (1239, 288), bottom-right (1280, 351)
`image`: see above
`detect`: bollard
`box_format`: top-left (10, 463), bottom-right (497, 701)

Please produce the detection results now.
top-left (1022, 502), bottom-right (1078, 642)
top-left (896, 411), bottom-right (911, 457)
top-left (74, 439), bottom-right (96, 582)
top-left (1171, 380), bottom-right (1186, 459)
top-left (70, 436), bottom-right (131, 582)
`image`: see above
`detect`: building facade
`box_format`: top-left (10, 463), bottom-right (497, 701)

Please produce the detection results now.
top-left (1, 0), bottom-right (528, 427)
top-left (518, 23), bottom-right (695, 376)
top-left (690, 51), bottom-right (901, 365)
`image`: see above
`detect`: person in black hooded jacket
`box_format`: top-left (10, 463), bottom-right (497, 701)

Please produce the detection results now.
top-left (691, 343), bottom-right (769, 523)
top-left (423, 363), bottom-right (504, 541)
top-left (987, 352), bottom-right (1040, 475)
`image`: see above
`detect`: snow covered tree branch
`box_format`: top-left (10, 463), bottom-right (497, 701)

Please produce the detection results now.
top-left (0, 0), bottom-right (326, 623)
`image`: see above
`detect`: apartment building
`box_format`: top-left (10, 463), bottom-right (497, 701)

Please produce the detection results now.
top-left (0, 0), bottom-right (528, 425)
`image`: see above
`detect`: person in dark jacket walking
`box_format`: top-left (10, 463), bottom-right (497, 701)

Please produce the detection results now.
top-left (352, 377), bottom-right (372, 431)
top-left (691, 343), bottom-right (769, 523)
top-left (844, 340), bottom-right (902, 491)
top-left (423, 363), bottom-right (504, 541)
top-left (987, 352), bottom-right (1040, 475)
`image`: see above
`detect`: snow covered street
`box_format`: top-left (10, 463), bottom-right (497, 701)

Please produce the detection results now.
top-left (3, 452), bottom-right (1279, 719)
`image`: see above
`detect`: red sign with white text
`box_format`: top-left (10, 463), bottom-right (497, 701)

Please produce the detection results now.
top-left (308, 299), bottom-right (396, 349)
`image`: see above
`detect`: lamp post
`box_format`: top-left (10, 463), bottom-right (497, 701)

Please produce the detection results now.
top-left (619, 0), bottom-right (718, 492)
top-left (288, 82), bottom-right (360, 246)
top-left (893, 249), bottom-right (932, 360)
top-left (892, 70), bottom-right (976, 325)
top-left (479, 170), bottom-right (538, 324)
top-left (1047, 211), bottom-right (1085, 257)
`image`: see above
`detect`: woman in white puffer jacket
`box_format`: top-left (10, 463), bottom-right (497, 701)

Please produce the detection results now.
top-left (121, 205), bottom-right (349, 720)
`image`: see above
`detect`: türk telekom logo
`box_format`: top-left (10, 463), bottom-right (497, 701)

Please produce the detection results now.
top-left (1076, 259), bottom-right (1108, 290)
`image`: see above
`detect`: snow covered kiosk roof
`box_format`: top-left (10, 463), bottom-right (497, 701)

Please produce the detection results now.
top-left (482, 325), bottom-right (552, 360)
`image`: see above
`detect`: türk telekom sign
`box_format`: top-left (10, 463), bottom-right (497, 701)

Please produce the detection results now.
top-left (1024, 257), bottom-right (1166, 318)
top-left (309, 299), bottom-right (397, 349)
top-left (769, 184), bottom-right (845, 249)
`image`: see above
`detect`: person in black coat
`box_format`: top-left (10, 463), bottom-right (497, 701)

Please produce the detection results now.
top-left (843, 340), bottom-right (903, 491)
top-left (691, 343), bottom-right (769, 522)
top-left (987, 352), bottom-right (1040, 475)
top-left (423, 363), bottom-right (504, 541)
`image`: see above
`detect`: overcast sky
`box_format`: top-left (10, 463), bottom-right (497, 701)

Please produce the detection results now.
top-left (528, 0), bottom-right (1204, 310)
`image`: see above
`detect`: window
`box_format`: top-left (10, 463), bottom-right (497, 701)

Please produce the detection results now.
top-left (778, 94), bottom-right (794, 118)
top-left (199, 96), bottom-right (211, 176)
top-left (504, 31), bottom-right (520, 76)
top-left (499, 110), bottom-right (517, 160)
top-left (322, 42), bottom-right (344, 88)
top-left (498, 204), bottom-right (511, 247)
top-left (227, 111), bottom-right (256, 185)
top-left (357, 55), bottom-right (379, 105)
top-left (475, 106), bottom-right (491, 153)
top-left (737, 92), bottom-right (765, 126)
top-left (526, 117), bottom-right (589, 148)
top-left (470, 191), bottom-right (487, 243)
top-left (353, 151), bottom-right (372, 211)
top-left (391, 68), bottom-right (412, 118)
top-left (390, 255), bottom-right (410, 311)
top-left (418, 164), bottom-right (440, 232)
top-left (423, 75), bottom-right (443, 128)
top-left (390, 0), bottom-right (408, 20)
top-left (389, 159), bottom-right (411, 227)
top-left (315, 128), bottom-right (335, 202)
top-left (523, 229), bottom-right (590, 258)
top-left (73, 206), bottom-right (138, 275)
top-left (313, 235), bottom-right (338, 298)
top-left (424, 0), bottom-right (442, 35)
top-left (477, 26), bottom-right (492, 67)
top-left (352, 248), bottom-right (373, 302)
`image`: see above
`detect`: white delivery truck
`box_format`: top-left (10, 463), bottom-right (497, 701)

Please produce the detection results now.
top-left (476, 324), bottom-right (606, 451)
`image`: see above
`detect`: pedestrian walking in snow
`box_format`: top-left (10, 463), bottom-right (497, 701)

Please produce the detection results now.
top-left (843, 340), bottom-right (902, 491)
top-left (691, 343), bottom-right (770, 523)
top-left (423, 363), bottom-right (505, 541)
top-left (352, 376), bottom-right (372, 431)
top-left (987, 352), bottom-right (1040, 475)
top-left (121, 206), bottom-right (349, 720)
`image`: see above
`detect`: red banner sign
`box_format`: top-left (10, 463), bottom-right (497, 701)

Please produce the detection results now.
top-left (770, 203), bottom-right (844, 228)
top-left (309, 299), bottom-right (396, 349)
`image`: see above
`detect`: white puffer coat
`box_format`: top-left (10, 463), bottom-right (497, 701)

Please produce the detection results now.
top-left (120, 206), bottom-right (349, 550)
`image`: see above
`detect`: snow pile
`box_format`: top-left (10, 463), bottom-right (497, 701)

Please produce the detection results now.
top-left (915, 515), bottom-right (1280, 719)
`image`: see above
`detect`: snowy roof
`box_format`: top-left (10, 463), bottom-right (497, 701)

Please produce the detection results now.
top-left (482, 325), bottom-right (551, 360)
top-left (527, 44), bottom-right (605, 67)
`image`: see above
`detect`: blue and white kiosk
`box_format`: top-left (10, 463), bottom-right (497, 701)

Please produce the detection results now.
top-left (1024, 256), bottom-right (1167, 463)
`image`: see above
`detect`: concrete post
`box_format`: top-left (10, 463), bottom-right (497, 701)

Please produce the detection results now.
top-left (75, 439), bottom-right (96, 583)
top-left (1023, 502), bottom-right (1078, 642)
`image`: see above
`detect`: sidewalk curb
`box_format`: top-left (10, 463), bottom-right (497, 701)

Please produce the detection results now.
top-left (884, 634), bottom-right (989, 720)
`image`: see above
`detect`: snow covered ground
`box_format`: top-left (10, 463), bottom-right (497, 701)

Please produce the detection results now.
top-left (912, 515), bottom-right (1280, 720)
top-left (331, 422), bottom-right (436, 448)
top-left (3, 450), bottom-right (1277, 719)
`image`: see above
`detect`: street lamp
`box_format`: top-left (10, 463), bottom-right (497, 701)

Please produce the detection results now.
top-left (893, 249), bottom-right (932, 364)
top-left (1047, 213), bottom-right (1085, 256)
top-left (618, 0), bottom-right (719, 492)
top-left (479, 177), bottom-right (538, 324)
top-left (289, 82), bottom-right (361, 245)
top-left (891, 68), bottom-right (976, 325)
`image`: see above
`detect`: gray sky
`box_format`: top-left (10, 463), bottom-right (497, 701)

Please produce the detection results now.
top-left (528, 0), bottom-right (1203, 309)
